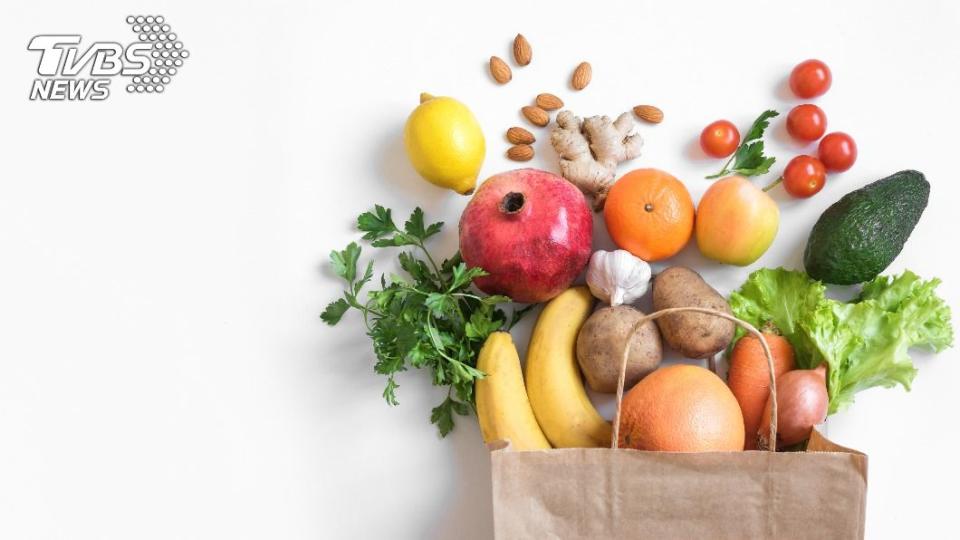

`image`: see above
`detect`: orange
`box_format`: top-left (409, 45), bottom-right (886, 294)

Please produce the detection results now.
top-left (603, 169), bottom-right (695, 261)
top-left (618, 364), bottom-right (744, 452)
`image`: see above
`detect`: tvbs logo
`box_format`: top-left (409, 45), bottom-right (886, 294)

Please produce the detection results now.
top-left (28, 15), bottom-right (188, 101)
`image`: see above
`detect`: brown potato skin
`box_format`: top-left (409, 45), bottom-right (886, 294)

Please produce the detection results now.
top-left (576, 305), bottom-right (663, 393)
top-left (652, 266), bottom-right (734, 359)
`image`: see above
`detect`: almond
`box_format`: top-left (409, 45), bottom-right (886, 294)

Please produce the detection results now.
top-left (633, 104), bottom-right (664, 124)
top-left (489, 56), bottom-right (512, 84)
top-left (571, 62), bottom-right (592, 90)
top-left (521, 106), bottom-right (549, 127)
top-left (513, 34), bottom-right (532, 66)
top-left (506, 126), bottom-right (536, 145)
top-left (535, 93), bottom-right (564, 111)
top-left (507, 144), bottom-right (534, 162)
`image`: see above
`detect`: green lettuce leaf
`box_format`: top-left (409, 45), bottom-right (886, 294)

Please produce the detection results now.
top-left (728, 267), bottom-right (825, 363)
top-left (729, 268), bottom-right (953, 414)
top-left (858, 271), bottom-right (954, 350)
top-left (803, 300), bottom-right (917, 413)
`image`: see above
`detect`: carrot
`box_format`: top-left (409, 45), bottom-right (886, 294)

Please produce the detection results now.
top-left (727, 332), bottom-right (795, 450)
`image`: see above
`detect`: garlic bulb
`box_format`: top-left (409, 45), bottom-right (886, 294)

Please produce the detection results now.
top-left (585, 249), bottom-right (651, 306)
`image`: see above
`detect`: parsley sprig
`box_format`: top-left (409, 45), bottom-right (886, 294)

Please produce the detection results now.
top-left (706, 109), bottom-right (779, 179)
top-left (322, 205), bottom-right (531, 437)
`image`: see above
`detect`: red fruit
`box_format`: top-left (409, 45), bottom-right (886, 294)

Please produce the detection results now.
top-left (782, 155), bottom-right (827, 198)
top-left (818, 132), bottom-right (857, 172)
top-left (700, 120), bottom-right (740, 158)
top-left (786, 104), bottom-right (827, 142)
top-left (459, 168), bottom-right (593, 303)
top-left (789, 59), bottom-right (832, 99)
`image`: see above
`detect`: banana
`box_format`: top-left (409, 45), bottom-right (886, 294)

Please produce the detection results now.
top-left (525, 286), bottom-right (612, 448)
top-left (475, 332), bottom-right (551, 451)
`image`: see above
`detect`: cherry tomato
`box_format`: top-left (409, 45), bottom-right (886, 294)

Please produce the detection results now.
top-left (818, 132), bottom-right (858, 172)
top-left (789, 59), bottom-right (832, 99)
top-left (700, 120), bottom-right (740, 158)
top-left (786, 104), bottom-right (827, 142)
top-left (782, 155), bottom-right (827, 198)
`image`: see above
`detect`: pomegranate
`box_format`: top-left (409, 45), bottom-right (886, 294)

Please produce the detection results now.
top-left (459, 169), bottom-right (592, 303)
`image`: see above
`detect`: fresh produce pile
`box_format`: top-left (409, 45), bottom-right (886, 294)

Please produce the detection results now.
top-left (324, 37), bottom-right (953, 451)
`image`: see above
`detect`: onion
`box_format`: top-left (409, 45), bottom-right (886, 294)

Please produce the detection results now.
top-left (758, 364), bottom-right (829, 449)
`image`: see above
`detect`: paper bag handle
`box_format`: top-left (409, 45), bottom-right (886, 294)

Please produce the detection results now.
top-left (611, 307), bottom-right (778, 452)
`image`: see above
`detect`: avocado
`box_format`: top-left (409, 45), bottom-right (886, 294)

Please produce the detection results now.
top-left (803, 170), bottom-right (929, 285)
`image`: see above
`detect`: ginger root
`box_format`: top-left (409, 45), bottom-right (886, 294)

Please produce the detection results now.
top-left (550, 110), bottom-right (643, 210)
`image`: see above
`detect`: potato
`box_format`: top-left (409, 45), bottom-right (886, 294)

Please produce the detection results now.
top-left (652, 266), bottom-right (734, 359)
top-left (576, 305), bottom-right (662, 393)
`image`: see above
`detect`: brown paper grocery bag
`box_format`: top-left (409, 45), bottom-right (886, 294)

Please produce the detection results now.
top-left (489, 307), bottom-right (868, 539)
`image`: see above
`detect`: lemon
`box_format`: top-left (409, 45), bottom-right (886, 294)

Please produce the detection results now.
top-left (403, 93), bottom-right (485, 195)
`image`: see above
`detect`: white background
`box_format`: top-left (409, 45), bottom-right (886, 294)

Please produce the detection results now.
top-left (1, 1), bottom-right (959, 538)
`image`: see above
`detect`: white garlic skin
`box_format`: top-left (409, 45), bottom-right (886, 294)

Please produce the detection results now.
top-left (585, 249), bottom-right (652, 306)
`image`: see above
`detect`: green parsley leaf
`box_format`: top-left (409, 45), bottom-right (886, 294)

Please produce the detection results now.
top-left (742, 109), bottom-right (778, 143)
top-left (320, 298), bottom-right (350, 325)
top-left (383, 376), bottom-right (399, 406)
top-left (403, 207), bottom-right (444, 241)
top-left (452, 382), bottom-right (476, 405)
top-left (330, 242), bottom-right (361, 282)
top-left (357, 205), bottom-right (396, 240)
top-left (481, 294), bottom-right (511, 306)
top-left (398, 252), bottom-right (435, 289)
top-left (449, 263), bottom-right (487, 291)
top-left (353, 260), bottom-right (374, 295)
top-left (730, 141), bottom-right (776, 177)
top-left (430, 397), bottom-right (460, 437)
top-left (465, 310), bottom-right (503, 340)
top-left (359, 207), bottom-right (443, 249)
top-left (424, 292), bottom-right (457, 318)
top-left (407, 341), bottom-right (436, 368)
top-left (370, 234), bottom-right (418, 248)
top-left (440, 253), bottom-right (464, 275)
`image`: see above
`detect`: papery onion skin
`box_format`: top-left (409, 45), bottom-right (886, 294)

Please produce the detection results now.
top-left (758, 364), bottom-right (829, 449)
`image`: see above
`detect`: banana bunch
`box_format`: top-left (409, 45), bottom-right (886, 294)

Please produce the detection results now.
top-left (475, 286), bottom-right (611, 450)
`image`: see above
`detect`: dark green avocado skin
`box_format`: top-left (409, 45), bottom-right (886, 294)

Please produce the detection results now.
top-left (803, 170), bottom-right (929, 285)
